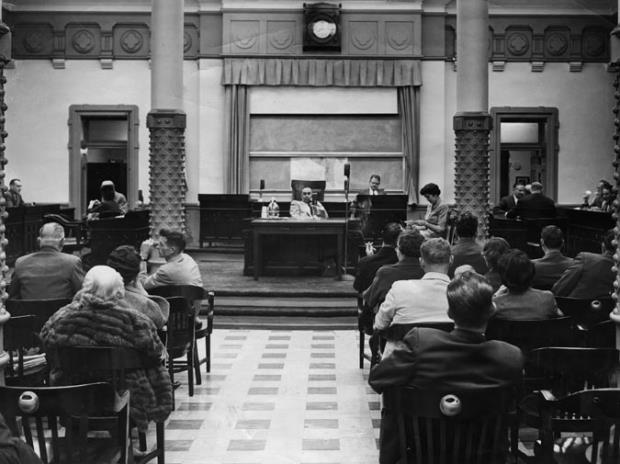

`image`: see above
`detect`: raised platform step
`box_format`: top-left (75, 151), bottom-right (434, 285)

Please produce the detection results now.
top-left (208, 295), bottom-right (358, 317)
top-left (215, 315), bottom-right (357, 330)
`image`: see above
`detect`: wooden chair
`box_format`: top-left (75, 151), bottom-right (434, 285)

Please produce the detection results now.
top-left (555, 296), bottom-right (614, 329)
top-left (520, 388), bottom-right (620, 464)
top-left (0, 382), bottom-right (130, 464)
top-left (486, 316), bottom-right (575, 353)
top-left (377, 321), bottom-right (455, 343)
top-left (384, 385), bottom-right (514, 464)
top-left (6, 298), bottom-right (72, 334)
top-left (148, 285), bottom-right (214, 380)
top-left (4, 315), bottom-right (47, 386)
top-left (43, 213), bottom-right (88, 255)
top-left (52, 346), bottom-right (165, 464)
top-left (583, 320), bottom-right (616, 348)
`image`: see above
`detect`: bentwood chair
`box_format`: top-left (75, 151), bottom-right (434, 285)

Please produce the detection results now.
top-left (0, 382), bottom-right (130, 464)
top-left (53, 346), bottom-right (166, 464)
top-left (4, 315), bottom-right (48, 386)
top-left (384, 385), bottom-right (514, 464)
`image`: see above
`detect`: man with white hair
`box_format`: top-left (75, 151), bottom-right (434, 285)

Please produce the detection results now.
top-left (9, 222), bottom-right (85, 299)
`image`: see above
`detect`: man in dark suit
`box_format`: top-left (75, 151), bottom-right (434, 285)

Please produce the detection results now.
top-left (448, 212), bottom-right (488, 277)
top-left (506, 181), bottom-right (556, 219)
top-left (369, 272), bottom-right (524, 464)
top-left (9, 222), bottom-right (85, 299)
top-left (531, 225), bottom-right (574, 290)
top-left (493, 181), bottom-right (526, 216)
top-left (363, 229), bottom-right (425, 312)
top-left (353, 222), bottom-right (401, 293)
top-left (552, 229), bottom-right (615, 299)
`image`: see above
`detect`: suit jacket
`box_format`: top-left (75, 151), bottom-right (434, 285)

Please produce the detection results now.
top-left (363, 257), bottom-right (425, 311)
top-left (552, 252), bottom-right (615, 299)
top-left (369, 328), bottom-right (524, 464)
top-left (493, 287), bottom-right (563, 320)
top-left (9, 247), bottom-right (84, 300)
top-left (506, 192), bottom-right (556, 219)
top-left (531, 250), bottom-right (574, 290)
top-left (353, 246), bottom-right (398, 293)
top-left (143, 253), bottom-right (203, 290)
top-left (493, 194), bottom-right (517, 215)
top-left (289, 200), bottom-right (328, 219)
top-left (448, 238), bottom-right (489, 277)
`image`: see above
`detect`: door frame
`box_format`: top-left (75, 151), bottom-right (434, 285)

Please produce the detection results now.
top-left (490, 107), bottom-right (559, 204)
top-left (68, 105), bottom-right (139, 218)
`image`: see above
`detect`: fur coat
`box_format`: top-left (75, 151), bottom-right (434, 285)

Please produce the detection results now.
top-left (40, 291), bottom-right (173, 431)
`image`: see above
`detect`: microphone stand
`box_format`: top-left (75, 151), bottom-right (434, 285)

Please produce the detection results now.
top-left (341, 176), bottom-right (354, 281)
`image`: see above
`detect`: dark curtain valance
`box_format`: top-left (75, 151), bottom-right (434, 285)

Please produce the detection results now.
top-left (223, 58), bottom-right (422, 87)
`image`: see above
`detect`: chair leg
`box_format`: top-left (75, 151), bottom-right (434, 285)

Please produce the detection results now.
top-left (187, 350), bottom-right (194, 397)
top-left (169, 361), bottom-right (176, 411)
top-left (206, 334), bottom-right (211, 373)
top-left (156, 421), bottom-right (165, 464)
top-left (359, 329), bottom-right (365, 369)
top-left (194, 343), bottom-right (202, 385)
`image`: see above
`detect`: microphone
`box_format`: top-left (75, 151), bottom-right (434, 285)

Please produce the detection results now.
top-left (344, 163), bottom-right (350, 178)
top-left (259, 179), bottom-right (265, 201)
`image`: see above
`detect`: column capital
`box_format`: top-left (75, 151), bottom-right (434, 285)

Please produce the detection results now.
top-left (147, 110), bottom-right (187, 129)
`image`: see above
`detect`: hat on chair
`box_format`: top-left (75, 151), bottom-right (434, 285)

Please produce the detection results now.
top-left (107, 245), bottom-right (141, 284)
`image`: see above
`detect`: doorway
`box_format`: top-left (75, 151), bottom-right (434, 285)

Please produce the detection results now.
top-left (490, 107), bottom-right (558, 202)
top-left (68, 105), bottom-right (139, 218)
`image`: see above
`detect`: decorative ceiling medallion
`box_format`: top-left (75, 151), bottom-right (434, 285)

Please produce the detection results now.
top-left (269, 29), bottom-right (294, 50)
top-left (184, 32), bottom-right (192, 53)
top-left (72, 30), bottom-right (95, 54)
top-left (387, 30), bottom-right (410, 51)
top-left (546, 32), bottom-right (568, 56)
top-left (507, 32), bottom-right (529, 56)
top-left (23, 32), bottom-right (44, 53)
top-left (120, 30), bottom-right (144, 54)
top-left (352, 30), bottom-right (376, 50)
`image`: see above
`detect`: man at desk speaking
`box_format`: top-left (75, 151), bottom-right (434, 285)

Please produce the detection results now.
top-left (290, 187), bottom-right (328, 219)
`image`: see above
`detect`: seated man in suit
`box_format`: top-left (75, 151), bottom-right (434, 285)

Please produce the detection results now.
top-left (142, 228), bottom-right (203, 290)
top-left (290, 187), bottom-right (328, 219)
top-left (448, 212), bottom-right (488, 277)
top-left (552, 229), bottom-right (615, 299)
top-left (531, 225), bottom-right (574, 290)
top-left (493, 181), bottom-right (526, 216)
top-left (4, 178), bottom-right (25, 208)
top-left (363, 174), bottom-right (384, 196)
top-left (353, 222), bottom-right (401, 294)
top-left (374, 238), bottom-right (452, 357)
top-left (369, 271), bottom-right (524, 464)
top-left (506, 181), bottom-right (556, 219)
top-left (9, 222), bottom-right (85, 299)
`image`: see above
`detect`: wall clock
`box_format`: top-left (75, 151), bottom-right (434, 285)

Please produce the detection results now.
top-left (303, 3), bottom-right (341, 52)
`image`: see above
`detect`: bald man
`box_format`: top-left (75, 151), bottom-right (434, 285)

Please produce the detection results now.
top-left (9, 222), bottom-right (85, 299)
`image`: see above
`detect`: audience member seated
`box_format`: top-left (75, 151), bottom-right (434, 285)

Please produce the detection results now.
top-left (363, 230), bottom-right (425, 313)
top-left (0, 412), bottom-right (43, 464)
top-left (142, 229), bottom-right (203, 291)
top-left (493, 249), bottom-right (563, 320)
top-left (596, 183), bottom-right (615, 213)
top-left (589, 179), bottom-right (612, 209)
top-left (492, 181), bottom-right (527, 216)
top-left (481, 237), bottom-right (510, 292)
top-left (531, 225), bottom-right (574, 290)
top-left (552, 229), bottom-right (616, 299)
top-left (506, 181), bottom-right (556, 219)
top-left (369, 271), bottom-right (524, 464)
top-left (290, 187), bottom-right (328, 219)
top-left (374, 238), bottom-right (452, 357)
top-left (407, 183), bottom-right (448, 238)
top-left (40, 265), bottom-right (173, 431)
top-left (107, 245), bottom-right (170, 329)
top-left (8, 222), bottom-right (85, 300)
top-left (448, 212), bottom-right (488, 277)
top-left (353, 223), bottom-right (401, 293)
top-left (4, 178), bottom-right (25, 208)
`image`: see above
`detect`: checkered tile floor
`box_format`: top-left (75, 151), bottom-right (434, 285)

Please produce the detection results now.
top-left (145, 329), bottom-right (380, 464)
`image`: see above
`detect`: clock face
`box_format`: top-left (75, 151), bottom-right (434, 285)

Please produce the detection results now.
top-left (311, 20), bottom-right (337, 40)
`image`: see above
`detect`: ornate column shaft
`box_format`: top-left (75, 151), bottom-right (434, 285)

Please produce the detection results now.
top-left (148, 0), bottom-right (186, 234)
top-left (0, 3), bottom-right (11, 385)
top-left (453, 0), bottom-right (491, 239)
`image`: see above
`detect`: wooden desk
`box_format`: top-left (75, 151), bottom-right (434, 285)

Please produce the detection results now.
top-left (251, 218), bottom-right (347, 280)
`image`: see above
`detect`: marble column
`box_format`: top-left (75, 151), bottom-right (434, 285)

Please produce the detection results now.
top-left (610, 0), bottom-right (620, 354)
top-left (453, 0), bottom-right (492, 239)
top-left (0, 0), bottom-right (11, 386)
top-left (147, 0), bottom-right (187, 234)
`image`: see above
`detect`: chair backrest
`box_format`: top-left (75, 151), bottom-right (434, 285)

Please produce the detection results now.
top-left (291, 180), bottom-right (326, 201)
top-left (584, 320), bottom-right (616, 348)
top-left (486, 316), bottom-right (575, 353)
top-left (4, 315), bottom-right (39, 381)
top-left (384, 385), bottom-right (513, 464)
top-left (165, 296), bottom-right (195, 358)
top-left (555, 296), bottom-right (614, 328)
top-left (6, 298), bottom-right (72, 334)
top-left (526, 347), bottom-right (619, 397)
top-left (378, 322), bottom-right (454, 342)
top-left (148, 284), bottom-right (207, 320)
top-left (0, 382), bottom-right (128, 464)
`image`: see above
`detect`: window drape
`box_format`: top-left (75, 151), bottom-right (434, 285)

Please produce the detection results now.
top-left (223, 58), bottom-right (422, 196)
